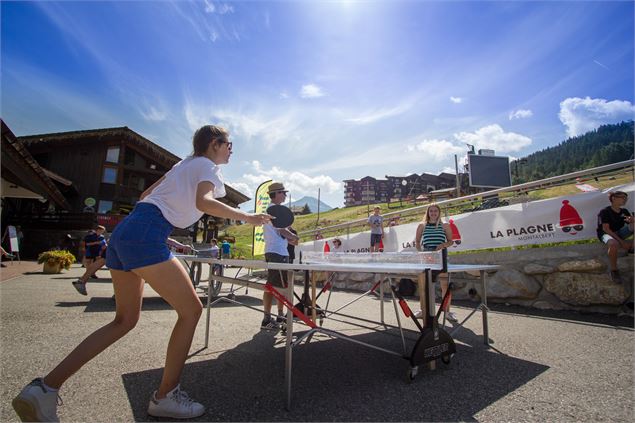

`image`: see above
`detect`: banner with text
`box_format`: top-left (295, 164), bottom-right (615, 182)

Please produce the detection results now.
top-left (299, 183), bottom-right (634, 255)
top-left (252, 180), bottom-right (273, 257)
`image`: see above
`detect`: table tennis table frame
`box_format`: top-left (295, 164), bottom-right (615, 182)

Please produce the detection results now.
top-left (176, 255), bottom-right (498, 410)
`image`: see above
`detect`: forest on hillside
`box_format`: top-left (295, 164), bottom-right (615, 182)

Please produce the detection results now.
top-left (512, 120), bottom-right (634, 184)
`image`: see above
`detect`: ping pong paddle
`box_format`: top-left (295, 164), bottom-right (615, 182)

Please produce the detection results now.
top-left (267, 204), bottom-right (295, 228)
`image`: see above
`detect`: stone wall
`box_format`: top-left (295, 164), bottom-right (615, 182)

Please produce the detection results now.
top-left (326, 243), bottom-right (633, 315)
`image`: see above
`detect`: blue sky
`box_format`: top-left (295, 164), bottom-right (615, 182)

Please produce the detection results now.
top-left (2, 0), bottom-right (634, 208)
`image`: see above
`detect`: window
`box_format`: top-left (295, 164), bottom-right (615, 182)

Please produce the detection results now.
top-left (102, 167), bottom-right (117, 184)
top-left (98, 200), bottom-right (113, 214)
top-left (106, 147), bottom-right (120, 163)
top-left (124, 149), bottom-right (136, 166)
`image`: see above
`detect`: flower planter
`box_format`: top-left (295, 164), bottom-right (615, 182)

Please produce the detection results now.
top-left (43, 261), bottom-right (62, 274)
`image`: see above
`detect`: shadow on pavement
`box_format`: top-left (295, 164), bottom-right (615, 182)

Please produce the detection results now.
top-left (122, 329), bottom-right (548, 421)
top-left (457, 300), bottom-right (635, 330)
top-left (55, 294), bottom-right (263, 313)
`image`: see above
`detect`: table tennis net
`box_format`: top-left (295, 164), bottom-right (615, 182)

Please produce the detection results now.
top-left (299, 251), bottom-right (444, 270)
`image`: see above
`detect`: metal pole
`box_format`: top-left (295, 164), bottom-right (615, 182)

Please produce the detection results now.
top-left (454, 154), bottom-right (461, 198)
top-left (316, 188), bottom-right (321, 226)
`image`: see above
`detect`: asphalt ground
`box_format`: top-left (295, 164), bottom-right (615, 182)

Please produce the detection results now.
top-left (1, 264), bottom-right (633, 422)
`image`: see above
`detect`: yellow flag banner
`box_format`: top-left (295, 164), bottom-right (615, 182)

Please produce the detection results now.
top-left (252, 180), bottom-right (273, 257)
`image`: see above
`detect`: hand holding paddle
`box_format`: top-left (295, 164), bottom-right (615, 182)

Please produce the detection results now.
top-left (245, 213), bottom-right (273, 226)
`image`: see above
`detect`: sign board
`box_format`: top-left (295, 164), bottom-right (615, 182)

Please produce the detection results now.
top-left (252, 180), bottom-right (273, 256)
top-left (468, 154), bottom-right (511, 188)
top-left (7, 225), bottom-right (19, 252)
top-left (84, 197), bottom-right (96, 207)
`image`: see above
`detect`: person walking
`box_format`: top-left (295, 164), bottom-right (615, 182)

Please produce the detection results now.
top-left (12, 125), bottom-right (271, 421)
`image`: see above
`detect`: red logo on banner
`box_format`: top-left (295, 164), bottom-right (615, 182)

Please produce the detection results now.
top-left (559, 200), bottom-right (584, 235)
top-left (449, 219), bottom-right (462, 246)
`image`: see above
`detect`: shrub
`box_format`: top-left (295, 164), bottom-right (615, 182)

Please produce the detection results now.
top-left (37, 250), bottom-right (76, 270)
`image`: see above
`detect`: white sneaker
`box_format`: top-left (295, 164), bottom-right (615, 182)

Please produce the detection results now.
top-left (147, 385), bottom-right (205, 419)
top-left (12, 378), bottom-right (62, 422)
top-left (446, 311), bottom-right (459, 323)
top-left (413, 309), bottom-right (424, 319)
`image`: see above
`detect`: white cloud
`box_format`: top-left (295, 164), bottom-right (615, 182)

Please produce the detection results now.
top-left (441, 166), bottom-right (457, 174)
top-left (453, 124), bottom-right (532, 153)
top-left (593, 60), bottom-right (610, 70)
top-left (345, 102), bottom-right (413, 125)
top-left (450, 96), bottom-right (463, 104)
top-left (203, 0), bottom-right (215, 13)
top-left (559, 97), bottom-right (635, 137)
top-left (509, 109), bottom-right (533, 120)
top-left (300, 84), bottom-right (325, 98)
top-left (406, 139), bottom-right (465, 161)
top-left (279, 91), bottom-right (289, 99)
top-left (239, 161), bottom-right (341, 200)
top-left (217, 3), bottom-right (234, 14)
top-left (203, 1), bottom-right (234, 14)
top-left (183, 100), bottom-right (302, 150)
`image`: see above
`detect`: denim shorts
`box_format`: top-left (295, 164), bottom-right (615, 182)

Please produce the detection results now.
top-left (105, 203), bottom-right (174, 271)
top-left (601, 225), bottom-right (634, 244)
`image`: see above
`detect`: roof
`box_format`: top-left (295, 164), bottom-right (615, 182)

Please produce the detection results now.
top-left (18, 126), bottom-right (250, 204)
top-left (1, 120), bottom-right (71, 210)
top-left (19, 126), bottom-right (181, 168)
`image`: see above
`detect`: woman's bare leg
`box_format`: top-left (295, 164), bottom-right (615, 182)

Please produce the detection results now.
top-left (133, 257), bottom-right (202, 398)
top-left (440, 275), bottom-right (451, 312)
top-left (44, 270), bottom-right (144, 388)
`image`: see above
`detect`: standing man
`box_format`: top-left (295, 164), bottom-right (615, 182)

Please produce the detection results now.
top-left (83, 226), bottom-right (106, 276)
top-left (597, 190), bottom-right (634, 283)
top-left (368, 207), bottom-right (384, 253)
top-left (261, 182), bottom-right (299, 330)
top-left (221, 239), bottom-right (231, 259)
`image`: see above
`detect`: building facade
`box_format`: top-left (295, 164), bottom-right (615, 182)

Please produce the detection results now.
top-left (343, 172), bottom-right (459, 207)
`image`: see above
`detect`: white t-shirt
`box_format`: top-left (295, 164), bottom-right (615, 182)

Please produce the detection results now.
top-left (141, 156), bottom-right (226, 228)
top-left (263, 223), bottom-right (289, 256)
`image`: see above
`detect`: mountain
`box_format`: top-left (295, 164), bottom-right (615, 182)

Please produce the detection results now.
top-left (246, 196), bottom-right (333, 213)
top-left (512, 120), bottom-right (634, 184)
top-left (289, 196), bottom-right (333, 214)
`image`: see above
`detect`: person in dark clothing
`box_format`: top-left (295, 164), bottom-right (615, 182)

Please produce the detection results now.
top-left (286, 227), bottom-right (298, 263)
top-left (597, 190), bottom-right (634, 283)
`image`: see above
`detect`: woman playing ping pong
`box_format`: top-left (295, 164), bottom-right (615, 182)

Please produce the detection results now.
top-left (13, 125), bottom-right (272, 421)
top-left (414, 204), bottom-right (456, 322)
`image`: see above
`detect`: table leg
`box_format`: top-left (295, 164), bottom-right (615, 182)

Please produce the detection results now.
top-left (311, 271), bottom-right (317, 323)
top-left (417, 273), bottom-right (426, 320)
top-left (480, 270), bottom-right (490, 347)
top-left (205, 263), bottom-right (212, 348)
top-left (380, 275), bottom-right (385, 324)
top-left (285, 270), bottom-right (295, 410)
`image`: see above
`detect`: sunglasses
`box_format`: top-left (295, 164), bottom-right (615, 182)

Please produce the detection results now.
top-left (614, 195), bottom-right (627, 199)
top-left (218, 140), bottom-right (233, 150)
top-left (562, 225), bottom-right (584, 232)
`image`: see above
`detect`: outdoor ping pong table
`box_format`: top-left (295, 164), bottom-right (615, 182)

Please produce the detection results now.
top-left (176, 252), bottom-right (499, 409)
